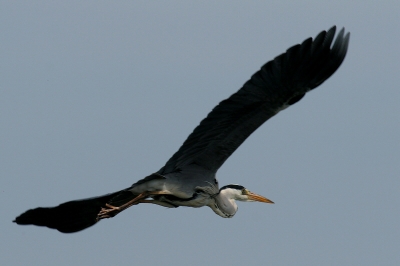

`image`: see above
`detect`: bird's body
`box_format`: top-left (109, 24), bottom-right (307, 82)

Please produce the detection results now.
top-left (14, 26), bottom-right (350, 233)
top-left (128, 165), bottom-right (218, 209)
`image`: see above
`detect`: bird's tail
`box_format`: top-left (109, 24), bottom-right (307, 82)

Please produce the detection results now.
top-left (14, 188), bottom-right (136, 233)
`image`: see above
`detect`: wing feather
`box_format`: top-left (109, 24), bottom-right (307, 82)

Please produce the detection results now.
top-left (159, 26), bottom-right (350, 174)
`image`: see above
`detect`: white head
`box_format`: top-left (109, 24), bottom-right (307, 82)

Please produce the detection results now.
top-left (209, 184), bottom-right (274, 218)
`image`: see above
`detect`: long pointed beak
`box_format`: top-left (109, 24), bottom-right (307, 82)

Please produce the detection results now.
top-left (247, 191), bottom-right (274, 204)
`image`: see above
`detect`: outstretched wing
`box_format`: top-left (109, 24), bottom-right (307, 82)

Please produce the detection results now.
top-left (158, 26), bottom-right (350, 175)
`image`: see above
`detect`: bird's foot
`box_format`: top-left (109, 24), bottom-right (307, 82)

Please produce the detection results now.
top-left (97, 204), bottom-right (122, 220)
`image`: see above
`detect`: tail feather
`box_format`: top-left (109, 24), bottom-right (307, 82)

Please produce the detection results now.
top-left (14, 189), bottom-right (134, 233)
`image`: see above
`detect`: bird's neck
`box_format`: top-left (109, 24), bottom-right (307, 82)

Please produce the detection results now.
top-left (208, 191), bottom-right (238, 218)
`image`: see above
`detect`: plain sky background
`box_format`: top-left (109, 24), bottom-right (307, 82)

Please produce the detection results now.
top-left (1, 1), bottom-right (399, 265)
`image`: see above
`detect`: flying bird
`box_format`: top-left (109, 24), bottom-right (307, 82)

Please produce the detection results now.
top-left (14, 26), bottom-right (350, 233)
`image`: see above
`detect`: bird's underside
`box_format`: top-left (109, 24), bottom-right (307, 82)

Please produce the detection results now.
top-left (14, 26), bottom-right (350, 233)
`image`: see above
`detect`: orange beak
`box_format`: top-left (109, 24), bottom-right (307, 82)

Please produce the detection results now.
top-left (247, 191), bottom-right (274, 204)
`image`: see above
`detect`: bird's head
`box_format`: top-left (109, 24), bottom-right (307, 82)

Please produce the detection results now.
top-left (219, 184), bottom-right (274, 203)
top-left (210, 184), bottom-right (273, 218)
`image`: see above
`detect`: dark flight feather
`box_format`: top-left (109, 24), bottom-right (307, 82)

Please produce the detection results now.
top-left (159, 26), bottom-right (349, 174)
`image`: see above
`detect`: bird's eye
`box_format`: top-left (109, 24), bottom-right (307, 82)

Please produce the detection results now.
top-left (242, 188), bottom-right (249, 195)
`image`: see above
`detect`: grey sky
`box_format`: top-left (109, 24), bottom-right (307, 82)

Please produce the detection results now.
top-left (1, 1), bottom-right (399, 265)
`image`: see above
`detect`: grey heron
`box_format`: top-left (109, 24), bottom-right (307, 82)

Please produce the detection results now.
top-left (14, 26), bottom-right (350, 233)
